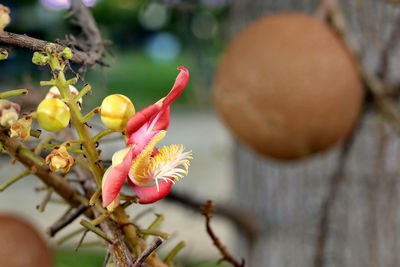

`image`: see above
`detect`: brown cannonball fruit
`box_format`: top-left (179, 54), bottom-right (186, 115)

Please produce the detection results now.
top-left (213, 13), bottom-right (363, 160)
top-left (0, 215), bottom-right (53, 267)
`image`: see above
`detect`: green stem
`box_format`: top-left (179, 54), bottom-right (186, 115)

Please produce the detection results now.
top-left (44, 144), bottom-right (84, 154)
top-left (143, 214), bottom-right (164, 240)
top-left (0, 89), bottom-right (28, 99)
top-left (138, 229), bottom-right (169, 240)
top-left (82, 107), bottom-right (100, 123)
top-left (18, 147), bottom-right (45, 166)
top-left (90, 213), bottom-right (109, 226)
top-left (75, 84), bottom-right (91, 101)
top-left (30, 129), bottom-right (42, 138)
top-left (164, 241), bottom-right (186, 264)
top-left (34, 135), bottom-right (53, 155)
top-left (0, 170), bottom-right (30, 192)
top-left (48, 53), bottom-right (104, 202)
top-left (66, 77), bottom-right (78, 85)
top-left (93, 128), bottom-right (117, 143)
top-left (80, 219), bottom-right (113, 244)
top-left (40, 80), bottom-right (56, 86)
top-left (56, 228), bottom-right (85, 245)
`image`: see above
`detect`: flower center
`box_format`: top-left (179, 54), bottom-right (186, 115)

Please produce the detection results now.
top-left (135, 144), bottom-right (192, 191)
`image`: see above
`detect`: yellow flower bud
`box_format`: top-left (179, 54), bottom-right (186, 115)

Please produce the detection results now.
top-left (10, 117), bottom-right (32, 141)
top-left (45, 146), bottom-right (74, 173)
top-left (0, 100), bottom-right (20, 128)
top-left (37, 98), bottom-right (70, 132)
top-left (0, 4), bottom-right (10, 34)
top-left (100, 94), bottom-right (135, 131)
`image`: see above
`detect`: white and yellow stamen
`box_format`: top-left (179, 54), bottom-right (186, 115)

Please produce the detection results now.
top-left (130, 143), bottom-right (192, 191)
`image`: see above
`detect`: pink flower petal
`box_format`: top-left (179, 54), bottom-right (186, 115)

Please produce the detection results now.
top-left (162, 66), bottom-right (189, 108)
top-left (153, 106), bottom-right (170, 131)
top-left (126, 104), bottom-right (161, 138)
top-left (102, 146), bottom-right (135, 207)
top-left (129, 179), bottom-right (174, 204)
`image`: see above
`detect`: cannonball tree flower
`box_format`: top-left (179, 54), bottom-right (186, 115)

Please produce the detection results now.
top-left (102, 67), bottom-right (192, 207)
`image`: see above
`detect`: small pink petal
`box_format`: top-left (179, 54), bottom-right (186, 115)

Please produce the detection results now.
top-left (129, 180), bottom-right (174, 204)
top-left (162, 66), bottom-right (189, 108)
top-left (126, 104), bottom-right (161, 138)
top-left (102, 146), bottom-right (135, 207)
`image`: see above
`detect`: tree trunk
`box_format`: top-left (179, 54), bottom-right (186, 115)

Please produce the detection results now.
top-left (229, 1), bottom-right (400, 266)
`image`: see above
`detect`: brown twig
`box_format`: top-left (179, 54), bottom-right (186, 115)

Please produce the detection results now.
top-left (313, 132), bottom-right (356, 267)
top-left (47, 204), bottom-right (88, 237)
top-left (0, 131), bottom-right (88, 207)
top-left (0, 31), bottom-right (107, 66)
top-left (69, 0), bottom-right (107, 67)
top-left (75, 229), bottom-right (89, 251)
top-left (201, 201), bottom-right (245, 267)
top-left (166, 191), bottom-right (261, 238)
top-left (132, 237), bottom-right (164, 267)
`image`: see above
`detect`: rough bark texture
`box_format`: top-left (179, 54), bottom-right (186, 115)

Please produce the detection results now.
top-left (229, 1), bottom-right (400, 266)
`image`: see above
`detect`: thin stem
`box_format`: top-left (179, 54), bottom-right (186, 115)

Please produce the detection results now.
top-left (164, 241), bottom-right (186, 264)
top-left (34, 134), bottom-right (53, 155)
top-left (40, 80), bottom-right (56, 86)
top-left (66, 77), bottom-right (78, 85)
top-left (74, 157), bottom-right (92, 171)
top-left (47, 52), bottom-right (104, 191)
top-left (80, 219), bottom-right (113, 244)
top-left (43, 144), bottom-right (84, 154)
top-left (56, 228), bottom-right (86, 245)
top-left (18, 145), bottom-right (45, 166)
top-left (82, 107), bottom-right (100, 123)
top-left (103, 250), bottom-right (111, 267)
top-left (138, 229), bottom-right (169, 240)
top-left (143, 214), bottom-right (164, 240)
top-left (132, 237), bottom-right (164, 267)
top-left (93, 128), bottom-right (117, 143)
top-left (0, 170), bottom-right (30, 192)
top-left (91, 213), bottom-right (110, 226)
top-left (75, 230), bottom-right (89, 251)
top-left (37, 187), bottom-right (54, 212)
top-left (75, 84), bottom-right (91, 101)
top-left (0, 88), bottom-right (28, 99)
top-left (89, 187), bottom-right (102, 206)
top-left (30, 129), bottom-right (42, 138)
top-left (47, 204), bottom-right (88, 237)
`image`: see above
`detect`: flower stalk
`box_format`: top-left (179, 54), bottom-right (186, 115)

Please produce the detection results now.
top-left (0, 88), bottom-right (28, 99)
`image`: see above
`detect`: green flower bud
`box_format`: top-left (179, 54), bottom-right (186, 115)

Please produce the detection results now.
top-left (32, 52), bottom-right (49, 66)
top-left (0, 49), bottom-right (8, 61)
top-left (60, 47), bottom-right (72, 60)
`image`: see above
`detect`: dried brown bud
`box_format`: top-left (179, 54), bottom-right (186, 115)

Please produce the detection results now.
top-left (45, 146), bottom-right (74, 173)
top-left (10, 117), bottom-right (32, 141)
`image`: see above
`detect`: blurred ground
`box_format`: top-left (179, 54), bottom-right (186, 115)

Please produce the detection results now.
top-left (0, 108), bottom-right (236, 263)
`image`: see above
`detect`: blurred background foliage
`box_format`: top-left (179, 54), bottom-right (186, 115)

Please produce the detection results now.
top-left (0, 0), bottom-right (228, 109)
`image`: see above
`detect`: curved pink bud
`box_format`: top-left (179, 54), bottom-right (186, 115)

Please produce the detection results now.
top-left (102, 146), bottom-right (135, 207)
top-left (129, 179), bottom-right (174, 204)
top-left (162, 66), bottom-right (189, 108)
top-left (126, 104), bottom-right (161, 138)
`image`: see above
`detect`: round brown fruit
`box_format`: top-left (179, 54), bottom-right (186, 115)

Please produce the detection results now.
top-left (0, 215), bottom-right (52, 267)
top-left (213, 13), bottom-right (363, 160)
